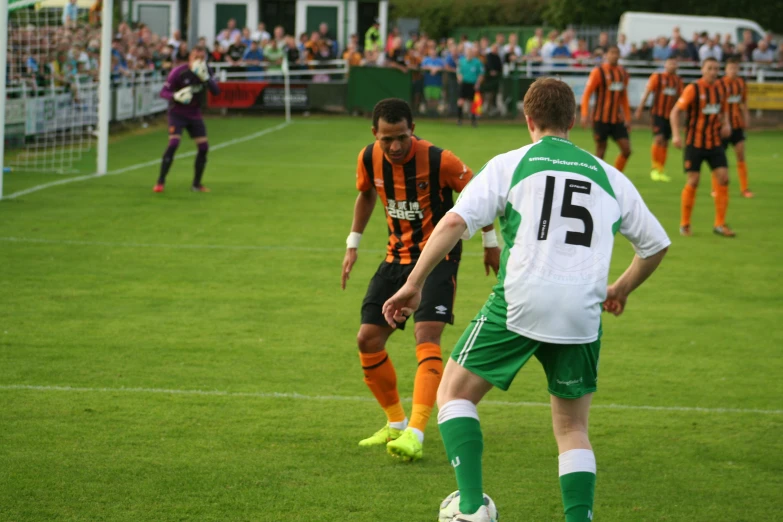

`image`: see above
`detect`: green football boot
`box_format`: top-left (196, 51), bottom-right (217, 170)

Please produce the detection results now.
top-left (358, 423), bottom-right (403, 447)
top-left (386, 428), bottom-right (423, 462)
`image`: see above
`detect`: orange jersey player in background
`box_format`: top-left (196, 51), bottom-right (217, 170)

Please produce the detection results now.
top-left (635, 58), bottom-right (684, 182)
top-left (670, 57), bottom-right (735, 238)
top-left (720, 58), bottom-right (754, 198)
top-left (340, 98), bottom-right (500, 462)
top-left (580, 46), bottom-right (632, 172)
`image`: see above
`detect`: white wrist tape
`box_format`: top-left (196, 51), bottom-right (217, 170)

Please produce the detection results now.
top-left (482, 229), bottom-right (499, 248)
top-left (346, 232), bottom-right (362, 249)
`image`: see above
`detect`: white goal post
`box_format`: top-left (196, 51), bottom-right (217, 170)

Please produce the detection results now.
top-left (0, 0), bottom-right (113, 200)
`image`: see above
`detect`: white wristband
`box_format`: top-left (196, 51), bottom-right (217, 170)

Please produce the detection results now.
top-left (346, 232), bottom-right (362, 249)
top-left (482, 229), bottom-right (499, 248)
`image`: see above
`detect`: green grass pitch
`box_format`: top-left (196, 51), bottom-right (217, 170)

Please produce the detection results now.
top-left (1, 116), bottom-right (782, 521)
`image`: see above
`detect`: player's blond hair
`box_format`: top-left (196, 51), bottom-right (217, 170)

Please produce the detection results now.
top-left (523, 78), bottom-right (576, 133)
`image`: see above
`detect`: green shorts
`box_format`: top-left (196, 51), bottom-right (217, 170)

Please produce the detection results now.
top-left (424, 86), bottom-right (443, 101)
top-left (451, 315), bottom-right (601, 398)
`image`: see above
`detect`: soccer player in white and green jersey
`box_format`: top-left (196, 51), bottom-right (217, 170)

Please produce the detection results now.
top-left (382, 78), bottom-right (670, 522)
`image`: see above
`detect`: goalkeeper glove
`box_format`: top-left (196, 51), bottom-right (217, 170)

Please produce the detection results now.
top-left (173, 86), bottom-right (193, 104)
top-left (191, 59), bottom-right (210, 82)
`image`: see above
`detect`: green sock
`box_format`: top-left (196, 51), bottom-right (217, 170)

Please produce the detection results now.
top-left (439, 416), bottom-right (484, 514)
top-left (560, 472), bottom-right (595, 521)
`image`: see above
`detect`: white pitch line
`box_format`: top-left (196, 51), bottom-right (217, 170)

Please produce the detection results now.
top-left (2, 122), bottom-right (292, 200)
top-left (0, 384), bottom-right (780, 416)
top-left (0, 236), bottom-right (487, 257)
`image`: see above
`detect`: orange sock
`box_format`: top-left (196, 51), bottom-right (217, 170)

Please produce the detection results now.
top-left (711, 175), bottom-right (719, 194)
top-left (651, 144), bottom-right (661, 171)
top-left (359, 350), bottom-right (405, 423)
top-left (713, 184), bottom-right (729, 227)
top-left (737, 161), bottom-right (749, 192)
top-left (681, 184), bottom-right (697, 227)
top-left (614, 154), bottom-right (628, 172)
top-left (659, 145), bottom-right (668, 170)
top-left (409, 343), bottom-right (443, 433)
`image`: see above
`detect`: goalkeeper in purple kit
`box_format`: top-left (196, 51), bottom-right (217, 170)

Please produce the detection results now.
top-left (154, 47), bottom-right (220, 193)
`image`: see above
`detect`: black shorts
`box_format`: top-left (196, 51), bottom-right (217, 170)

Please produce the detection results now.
top-left (593, 122), bottom-right (629, 143)
top-left (459, 82), bottom-right (475, 101)
top-left (722, 128), bottom-right (746, 148)
top-left (652, 116), bottom-right (672, 141)
top-left (168, 113), bottom-right (207, 138)
top-left (361, 259), bottom-right (459, 329)
top-left (684, 146), bottom-right (728, 173)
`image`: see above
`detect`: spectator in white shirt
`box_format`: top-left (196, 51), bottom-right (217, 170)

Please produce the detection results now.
top-left (502, 33), bottom-right (522, 62)
top-left (752, 40), bottom-right (776, 63)
top-left (699, 38), bottom-right (723, 63)
top-left (617, 33), bottom-right (631, 58)
top-left (217, 19), bottom-right (241, 49)
top-left (168, 30), bottom-right (183, 49)
top-left (252, 22), bottom-right (271, 44)
top-left (564, 29), bottom-right (579, 54)
top-left (540, 30), bottom-right (559, 59)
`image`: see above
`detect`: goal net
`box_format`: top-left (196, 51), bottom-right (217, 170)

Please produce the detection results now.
top-left (5, 0), bottom-right (99, 175)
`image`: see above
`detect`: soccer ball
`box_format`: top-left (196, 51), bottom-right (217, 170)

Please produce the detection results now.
top-left (438, 490), bottom-right (499, 521)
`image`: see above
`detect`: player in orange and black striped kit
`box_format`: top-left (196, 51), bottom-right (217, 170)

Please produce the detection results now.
top-left (581, 46), bottom-right (632, 172)
top-left (671, 58), bottom-right (735, 238)
top-left (635, 58), bottom-right (684, 182)
top-left (720, 58), bottom-right (754, 198)
top-left (340, 98), bottom-right (500, 462)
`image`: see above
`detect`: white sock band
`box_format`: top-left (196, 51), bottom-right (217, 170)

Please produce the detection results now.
top-left (558, 449), bottom-right (596, 476)
top-left (437, 399), bottom-right (479, 424)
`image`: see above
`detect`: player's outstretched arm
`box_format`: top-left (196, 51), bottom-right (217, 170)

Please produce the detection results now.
top-left (382, 213), bottom-right (467, 326)
top-left (604, 248), bottom-right (668, 316)
top-left (669, 105), bottom-right (682, 148)
top-left (341, 189), bottom-right (377, 290)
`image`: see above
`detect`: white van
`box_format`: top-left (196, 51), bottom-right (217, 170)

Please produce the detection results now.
top-left (618, 12), bottom-right (766, 45)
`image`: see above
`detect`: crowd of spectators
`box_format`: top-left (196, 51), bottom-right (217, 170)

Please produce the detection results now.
top-left (623, 27), bottom-right (781, 66)
top-left (7, 0), bottom-right (182, 92)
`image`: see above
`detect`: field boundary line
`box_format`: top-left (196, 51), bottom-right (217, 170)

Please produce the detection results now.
top-left (1, 384), bottom-right (779, 415)
top-left (2, 122), bottom-right (292, 200)
top-left (0, 236), bottom-right (488, 257)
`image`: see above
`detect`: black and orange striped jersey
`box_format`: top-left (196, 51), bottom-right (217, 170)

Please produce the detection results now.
top-left (581, 63), bottom-right (631, 124)
top-left (647, 72), bottom-right (684, 119)
top-left (720, 76), bottom-right (747, 129)
top-left (356, 137), bottom-right (472, 265)
top-left (675, 79), bottom-right (728, 150)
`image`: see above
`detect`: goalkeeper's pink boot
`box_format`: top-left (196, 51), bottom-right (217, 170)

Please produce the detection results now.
top-left (153, 184), bottom-right (164, 193)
